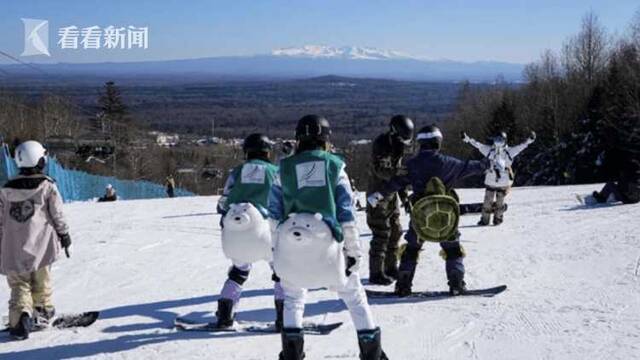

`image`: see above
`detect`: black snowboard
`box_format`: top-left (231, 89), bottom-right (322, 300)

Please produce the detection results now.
top-left (174, 317), bottom-right (342, 335)
top-left (459, 202), bottom-right (508, 215)
top-left (2, 311), bottom-right (100, 333)
top-left (366, 285), bottom-right (507, 299)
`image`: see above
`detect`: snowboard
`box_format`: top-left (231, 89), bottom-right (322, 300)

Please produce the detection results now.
top-left (2, 311), bottom-right (100, 333)
top-left (366, 285), bottom-right (507, 299)
top-left (575, 193), bottom-right (598, 206)
top-left (459, 202), bottom-right (508, 215)
top-left (174, 317), bottom-right (342, 335)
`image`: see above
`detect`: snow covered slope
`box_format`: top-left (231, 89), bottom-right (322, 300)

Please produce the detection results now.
top-left (1, 184), bottom-right (639, 359)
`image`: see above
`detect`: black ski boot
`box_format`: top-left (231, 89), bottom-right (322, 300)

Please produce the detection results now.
top-left (357, 327), bottom-right (389, 360)
top-left (493, 216), bottom-right (503, 226)
top-left (448, 273), bottom-right (467, 296)
top-left (369, 257), bottom-right (393, 285)
top-left (395, 270), bottom-right (414, 297)
top-left (477, 218), bottom-right (490, 226)
top-left (279, 328), bottom-right (305, 360)
top-left (9, 312), bottom-right (33, 340)
top-left (275, 299), bottom-right (284, 332)
top-left (215, 298), bottom-right (235, 328)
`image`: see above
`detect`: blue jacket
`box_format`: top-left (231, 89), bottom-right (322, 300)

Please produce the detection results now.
top-left (382, 149), bottom-right (488, 196)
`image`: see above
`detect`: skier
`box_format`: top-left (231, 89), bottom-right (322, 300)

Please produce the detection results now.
top-left (591, 153), bottom-right (640, 204)
top-left (97, 184), bottom-right (117, 202)
top-left (0, 141), bottom-right (71, 340)
top-left (366, 115), bottom-right (414, 285)
top-left (461, 130), bottom-right (536, 225)
top-left (368, 125), bottom-right (488, 296)
top-left (268, 115), bottom-right (387, 360)
top-left (215, 133), bottom-right (285, 330)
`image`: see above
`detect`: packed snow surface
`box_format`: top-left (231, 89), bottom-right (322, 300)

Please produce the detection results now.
top-left (1, 184), bottom-right (639, 359)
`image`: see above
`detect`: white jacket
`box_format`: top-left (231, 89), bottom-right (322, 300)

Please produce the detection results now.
top-left (467, 137), bottom-right (533, 188)
top-left (0, 175), bottom-right (69, 275)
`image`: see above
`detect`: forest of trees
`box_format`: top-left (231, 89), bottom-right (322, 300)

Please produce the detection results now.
top-left (442, 10), bottom-right (640, 187)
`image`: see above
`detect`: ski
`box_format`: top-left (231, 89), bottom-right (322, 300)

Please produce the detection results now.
top-left (174, 317), bottom-right (342, 335)
top-left (366, 285), bottom-right (507, 299)
top-left (1, 311), bottom-right (99, 333)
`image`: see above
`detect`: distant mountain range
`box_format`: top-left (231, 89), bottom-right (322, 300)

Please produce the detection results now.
top-left (0, 45), bottom-right (525, 82)
top-left (271, 45), bottom-right (418, 60)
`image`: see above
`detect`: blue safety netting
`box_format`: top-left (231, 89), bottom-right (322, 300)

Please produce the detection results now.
top-left (0, 144), bottom-right (194, 202)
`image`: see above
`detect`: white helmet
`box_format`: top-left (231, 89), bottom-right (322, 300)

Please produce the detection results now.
top-left (106, 184), bottom-right (113, 190)
top-left (14, 141), bottom-right (47, 169)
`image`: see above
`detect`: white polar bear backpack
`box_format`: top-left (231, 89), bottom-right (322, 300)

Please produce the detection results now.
top-left (221, 202), bottom-right (272, 264)
top-left (273, 212), bottom-right (347, 288)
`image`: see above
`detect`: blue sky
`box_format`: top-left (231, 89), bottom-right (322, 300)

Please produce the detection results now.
top-left (0, 0), bottom-right (638, 64)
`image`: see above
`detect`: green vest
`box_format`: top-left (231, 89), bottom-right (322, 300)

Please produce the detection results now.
top-left (226, 159), bottom-right (278, 214)
top-left (279, 150), bottom-right (345, 242)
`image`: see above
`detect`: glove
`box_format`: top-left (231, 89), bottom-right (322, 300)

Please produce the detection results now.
top-left (528, 131), bottom-right (537, 142)
top-left (461, 132), bottom-right (471, 143)
top-left (59, 233), bottom-right (71, 258)
top-left (59, 233), bottom-right (71, 248)
top-left (216, 196), bottom-right (228, 214)
top-left (346, 256), bottom-right (359, 276)
top-left (342, 222), bottom-right (362, 276)
top-left (367, 192), bottom-right (384, 208)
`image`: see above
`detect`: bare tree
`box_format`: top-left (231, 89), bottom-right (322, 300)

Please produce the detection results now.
top-left (631, 8), bottom-right (640, 47)
top-left (562, 11), bottom-right (609, 87)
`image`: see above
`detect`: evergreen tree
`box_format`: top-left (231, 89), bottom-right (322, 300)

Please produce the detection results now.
top-left (485, 96), bottom-right (517, 140)
top-left (98, 81), bottom-right (126, 125)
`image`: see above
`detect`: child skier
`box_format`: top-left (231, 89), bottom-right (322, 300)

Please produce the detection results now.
top-left (215, 133), bottom-right (285, 330)
top-left (0, 140), bottom-right (71, 340)
top-left (268, 115), bottom-right (387, 360)
top-left (368, 125), bottom-right (488, 296)
top-left (461, 131), bottom-right (536, 225)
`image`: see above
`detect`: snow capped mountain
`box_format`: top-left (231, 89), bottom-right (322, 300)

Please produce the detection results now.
top-left (272, 45), bottom-right (417, 60)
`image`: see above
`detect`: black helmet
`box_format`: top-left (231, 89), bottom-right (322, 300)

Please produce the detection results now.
top-left (416, 124), bottom-right (443, 150)
top-left (243, 133), bottom-right (273, 153)
top-left (389, 115), bottom-right (415, 144)
top-left (295, 114), bottom-right (331, 142)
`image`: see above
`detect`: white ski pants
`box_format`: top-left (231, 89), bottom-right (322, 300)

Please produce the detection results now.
top-left (281, 272), bottom-right (376, 330)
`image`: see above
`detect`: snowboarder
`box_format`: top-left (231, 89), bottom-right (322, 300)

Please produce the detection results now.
top-left (0, 140), bottom-right (71, 340)
top-left (366, 115), bottom-right (414, 285)
top-left (215, 133), bottom-right (285, 330)
top-left (461, 130), bottom-right (536, 225)
top-left (591, 155), bottom-right (640, 205)
top-left (97, 184), bottom-right (117, 202)
top-left (268, 115), bottom-right (388, 360)
top-left (368, 125), bottom-right (488, 296)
